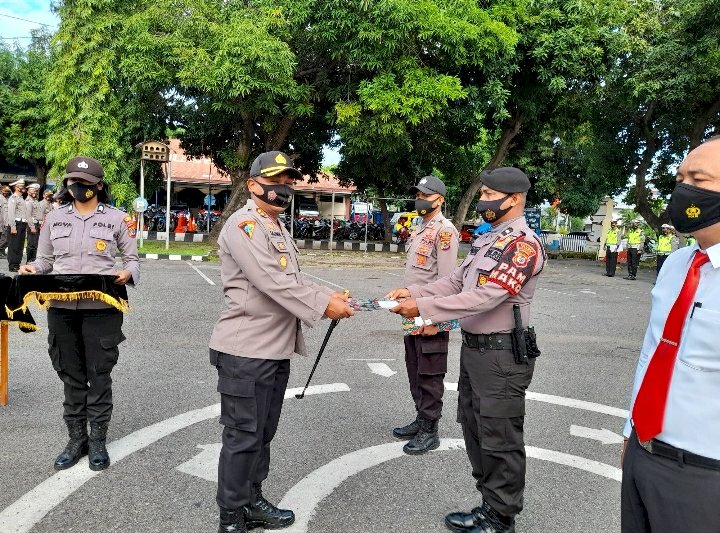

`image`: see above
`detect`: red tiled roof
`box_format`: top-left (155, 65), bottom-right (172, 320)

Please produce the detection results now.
top-left (163, 139), bottom-right (355, 194)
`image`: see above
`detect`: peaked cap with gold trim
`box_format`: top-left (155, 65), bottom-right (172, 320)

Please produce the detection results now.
top-left (250, 151), bottom-right (302, 179)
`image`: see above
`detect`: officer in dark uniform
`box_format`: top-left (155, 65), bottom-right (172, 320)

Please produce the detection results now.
top-left (20, 156), bottom-right (139, 471)
top-left (209, 151), bottom-right (354, 533)
top-left (389, 168), bottom-right (545, 533)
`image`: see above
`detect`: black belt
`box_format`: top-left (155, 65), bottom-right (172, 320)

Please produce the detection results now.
top-left (638, 435), bottom-right (720, 471)
top-left (461, 330), bottom-right (513, 351)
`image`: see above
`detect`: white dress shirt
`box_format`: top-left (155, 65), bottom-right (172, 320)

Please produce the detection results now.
top-left (623, 242), bottom-right (720, 460)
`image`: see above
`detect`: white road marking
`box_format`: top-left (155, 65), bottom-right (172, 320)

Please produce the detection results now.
top-left (348, 358), bottom-right (396, 361)
top-left (579, 290), bottom-right (597, 295)
top-left (300, 272), bottom-right (345, 290)
top-left (443, 384), bottom-right (629, 419)
top-left (537, 287), bottom-right (576, 297)
top-left (186, 261), bottom-right (216, 285)
top-left (385, 271), bottom-right (403, 277)
top-left (278, 439), bottom-right (622, 533)
top-left (570, 425), bottom-right (624, 445)
top-left (177, 443), bottom-right (221, 482)
top-left (0, 383), bottom-right (350, 533)
top-left (367, 362), bottom-right (397, 377)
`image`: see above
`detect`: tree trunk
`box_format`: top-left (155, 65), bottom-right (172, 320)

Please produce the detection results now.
top-left (451, 116), bottom-right (523, 227)
top-left (633, 103), bottom-right (668, 232)
top-left (689, 98), bottom-right (720, 149)
top-left (208, 170), bottom-right (249, 243)
top-left (30, 159), bottom-right (47, 187)
top-left (379, 198), bottom-right (392, 242)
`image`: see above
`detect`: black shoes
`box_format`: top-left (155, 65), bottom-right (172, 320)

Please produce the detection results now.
top-left (88, 421), bottom-right (110, 471)
top-left (219, 508), bottom-right (248, 533)
top-left (54, 419), bottom-right (88, 470)
top-left (245, 486), bottom-right (295, 530)
top-left (403, 417), bottom-right (439, 455)
top-left (393, 416), bottom-right (420, 440)
top-left (623, 275), bottom-right (636, 280)
top-left (445, 502), bottom-right (515, 533)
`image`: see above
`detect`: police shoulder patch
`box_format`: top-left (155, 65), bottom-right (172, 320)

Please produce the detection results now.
top-left (486, 238), bottom-right (539, 296)
top-left (438, 230), bottom-right (454, 251)
top-left (238, 220), bottom-right (256, 239)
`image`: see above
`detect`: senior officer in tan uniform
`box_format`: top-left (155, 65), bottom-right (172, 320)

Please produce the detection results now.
top-left (209, 151), bottom-right (354, 533)
top-left (389, 167), bottom-right (545, 533)
top-left (7, 178), bottom-right (29, 271)
top-left (25, 183), bottom-right (44, 263)
top-left (393, 175), bottom-right (459, 455)
top-left (20, 156), bottom-right (139, 472)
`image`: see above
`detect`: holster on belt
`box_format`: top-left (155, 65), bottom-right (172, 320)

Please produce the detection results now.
top-left (511, 304), bottom-right (528, 365)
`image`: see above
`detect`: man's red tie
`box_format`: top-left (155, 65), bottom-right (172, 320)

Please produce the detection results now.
top-left (632, 250), bottom-right (710, 442)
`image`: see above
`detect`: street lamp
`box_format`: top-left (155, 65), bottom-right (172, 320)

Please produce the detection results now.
top-left (138, 141), bottom-right (172, 250)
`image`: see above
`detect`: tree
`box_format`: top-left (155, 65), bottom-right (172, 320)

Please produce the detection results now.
top-left (0, 30), bottom-right (52, 184)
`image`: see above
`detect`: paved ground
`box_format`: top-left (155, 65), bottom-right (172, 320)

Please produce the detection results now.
top-left (0, 255), bottom-right (657, 533)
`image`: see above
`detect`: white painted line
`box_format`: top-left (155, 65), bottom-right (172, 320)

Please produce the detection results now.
top-left (537, 287), bottom-right (575, 297)
top-left (301, 272), bottom-right (345, 290)
top-left (385, 271), bottom-right (403, 278)
top-left (579, 290), bottom-right (597, 295)
top-left (177, 443), bottom-right (222, 483)
top-left (278, 439), bottom-right (621, 533)
top-left (145, 253), bottom-right (159, 259)
top-left (443, 384), bottom-right (629, 419)
top-left (367, 362), bottom-right (397, 377)
top-left (0, 383), bottom-right (350, 533)
top-left (169, 254), bottom-right (182, 260)
top-left (186, 261), bottom-right (216, 285)
top-left (570, 425), bottom-right (624, 445)
top-left (348, 358), bottom-right (396, 362)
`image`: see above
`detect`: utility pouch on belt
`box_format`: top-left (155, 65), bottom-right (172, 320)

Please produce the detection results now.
top-left (526, 326), bottom-right (541, 359)
top-left (511, 304), bottom-right (528, 365)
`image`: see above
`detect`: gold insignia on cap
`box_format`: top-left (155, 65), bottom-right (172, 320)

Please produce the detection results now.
top-left (686, 204), bottom-right (701, 219)
top-left (279, 256), bottom-right (288, 269)
top-left (275, 153), bottom-right (287, 164)
top-left (95, 240), bottom-right (107, 252)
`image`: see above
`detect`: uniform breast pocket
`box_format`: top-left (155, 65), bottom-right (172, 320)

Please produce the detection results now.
top-left (681, 307), bottom-right (720, 372)
top-left (49, 226), bottom-right (73, 256)
top-left (88, 227), bottom-right (115, 257)
top-left (270, 240), bottom-right (297, 273)
top-left (411, 252), bottom-right (432, 270)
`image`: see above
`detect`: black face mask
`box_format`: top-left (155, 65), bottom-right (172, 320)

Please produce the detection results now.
top-left (476, 194), bottom-right (512, 223)
top-left (668, 183), bottom-right (720, 233)
top-left (256, 183), bottom-right (294, 209)
top-left (415, 198), bottom-right (438, 216)
top-left (68, 182), bottom-right (99, 203)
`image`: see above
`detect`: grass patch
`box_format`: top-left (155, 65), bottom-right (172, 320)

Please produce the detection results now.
top-left (138, 241), bottom-right (214, 257)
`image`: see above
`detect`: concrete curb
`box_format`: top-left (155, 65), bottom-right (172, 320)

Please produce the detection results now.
top-left (139, 253), bottom-right (208, 262)
top-left (141, 232), bottom-right (208, 242)
top-left (293, 240), bottom-right (408, 253)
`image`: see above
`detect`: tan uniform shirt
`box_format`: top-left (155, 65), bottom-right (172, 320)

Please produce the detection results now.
top-left (404, 211), bottom-right (459, 286)
top-left (209, 199), bottom-right (333, 360)
top-left (409, 216), bottom-right (545, 334)
top-left (28, 197), bottom-right (44, 225)
top-left (0, 195), bottom-right (7, 227)
top-left (30, 203), bottom-right (140, 309)
top-left (8, 193), bottom-right (30, 231)
top-left (38, 199), bottom-right (54, 225)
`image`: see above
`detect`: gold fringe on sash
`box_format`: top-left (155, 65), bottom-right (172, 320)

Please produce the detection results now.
top-left (5, 290), bottom-right (130, 318)
top-left (0, 320), bottom-right (38, 331)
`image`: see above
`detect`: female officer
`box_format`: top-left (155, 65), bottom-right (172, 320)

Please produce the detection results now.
top-left (19, 156), bottom-right (139, 471)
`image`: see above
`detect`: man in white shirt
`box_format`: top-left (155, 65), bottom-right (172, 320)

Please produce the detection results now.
top-left (621, 136), bottom-right (720, 532)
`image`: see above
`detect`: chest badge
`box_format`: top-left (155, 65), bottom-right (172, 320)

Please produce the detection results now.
top-left (95, 240), bottom-right (107, 252)
top-left (279, 256), bottom-right (288, 269)
top-left (478, 274), bottom-right (488, 286)
top-left (239, 220), bottom-right (256, 239)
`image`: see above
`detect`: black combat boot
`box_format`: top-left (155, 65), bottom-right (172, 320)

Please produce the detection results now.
top-left (88, 421), bottom-right (110, 471)
top-left (54, 419), bottom-right (88, 470)
top-left (245, 484), bottom-right (295, 530)
top-left (392, 415), bottom-right (420, 440)
top-left (219, 508), bottom-right (248, 533)
top-left (403, 417), bottom-right (439, 455)
top-left (467, 502), bottom-right (515, 533)
top-left (445, 505), bottom-right (484, 532)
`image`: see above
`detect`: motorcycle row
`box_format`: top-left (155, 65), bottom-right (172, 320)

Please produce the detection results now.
top-left (142, 205), bottom-right (221, 233)
top-left (282, 217), bottom-right (387, 241)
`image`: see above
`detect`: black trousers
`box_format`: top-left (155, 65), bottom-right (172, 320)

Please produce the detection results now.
top-left (403, 331), bottom-right (449, 421)
top-left (0, 225), bottom-right (8, 255)
top-left (211, 350), bottom-right (290, 510)
top-left (47, 307), bottom-right (125, 423)
top-left (605, 247), bottom-right (618, 276)
top-left (26, 222), bottom-right (39, 263)
top-left (627, 248), bottom-right (640, 277)
top-left (458, 345), bottom-right (535, 518)
top-left (8, 221), bottom-right (27, 270)
top-left (656, 254), bottom-right (668, 275)
top-left (621, 431), bottom-right (720, 532)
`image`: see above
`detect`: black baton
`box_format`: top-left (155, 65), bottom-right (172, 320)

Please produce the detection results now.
top-left (295, 319), bottom-right (340, 399)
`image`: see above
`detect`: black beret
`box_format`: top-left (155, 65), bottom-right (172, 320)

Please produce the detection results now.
top-left (481, 167), bottom-right (531, 193)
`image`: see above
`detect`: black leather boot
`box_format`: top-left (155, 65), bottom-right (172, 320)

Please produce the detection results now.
top-left (88, 421), bottom-right (110, 471)
top-left (218, 508), bottom-right (248, 533)
top-left (403, 417), bottom-right (439, 455)
top-left (467, 502), bottom-right (515, 533)
top-left (54, 419), bottom-right (88, 470)
top-left (392, 415), bottom-right (420, 440)
top-left (245, 484), bottom-right (295, 530)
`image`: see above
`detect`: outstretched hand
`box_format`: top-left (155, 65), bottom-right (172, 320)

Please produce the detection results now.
top-left (324, 297), bottom-right (355, 320)
top-left (385, 287), bottom-right (410, 300)
top-left (390, 298), bottom-right (419, 319)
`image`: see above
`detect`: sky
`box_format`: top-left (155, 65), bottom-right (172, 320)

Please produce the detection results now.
top-left (0, 1), bottom-right (58, 43)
